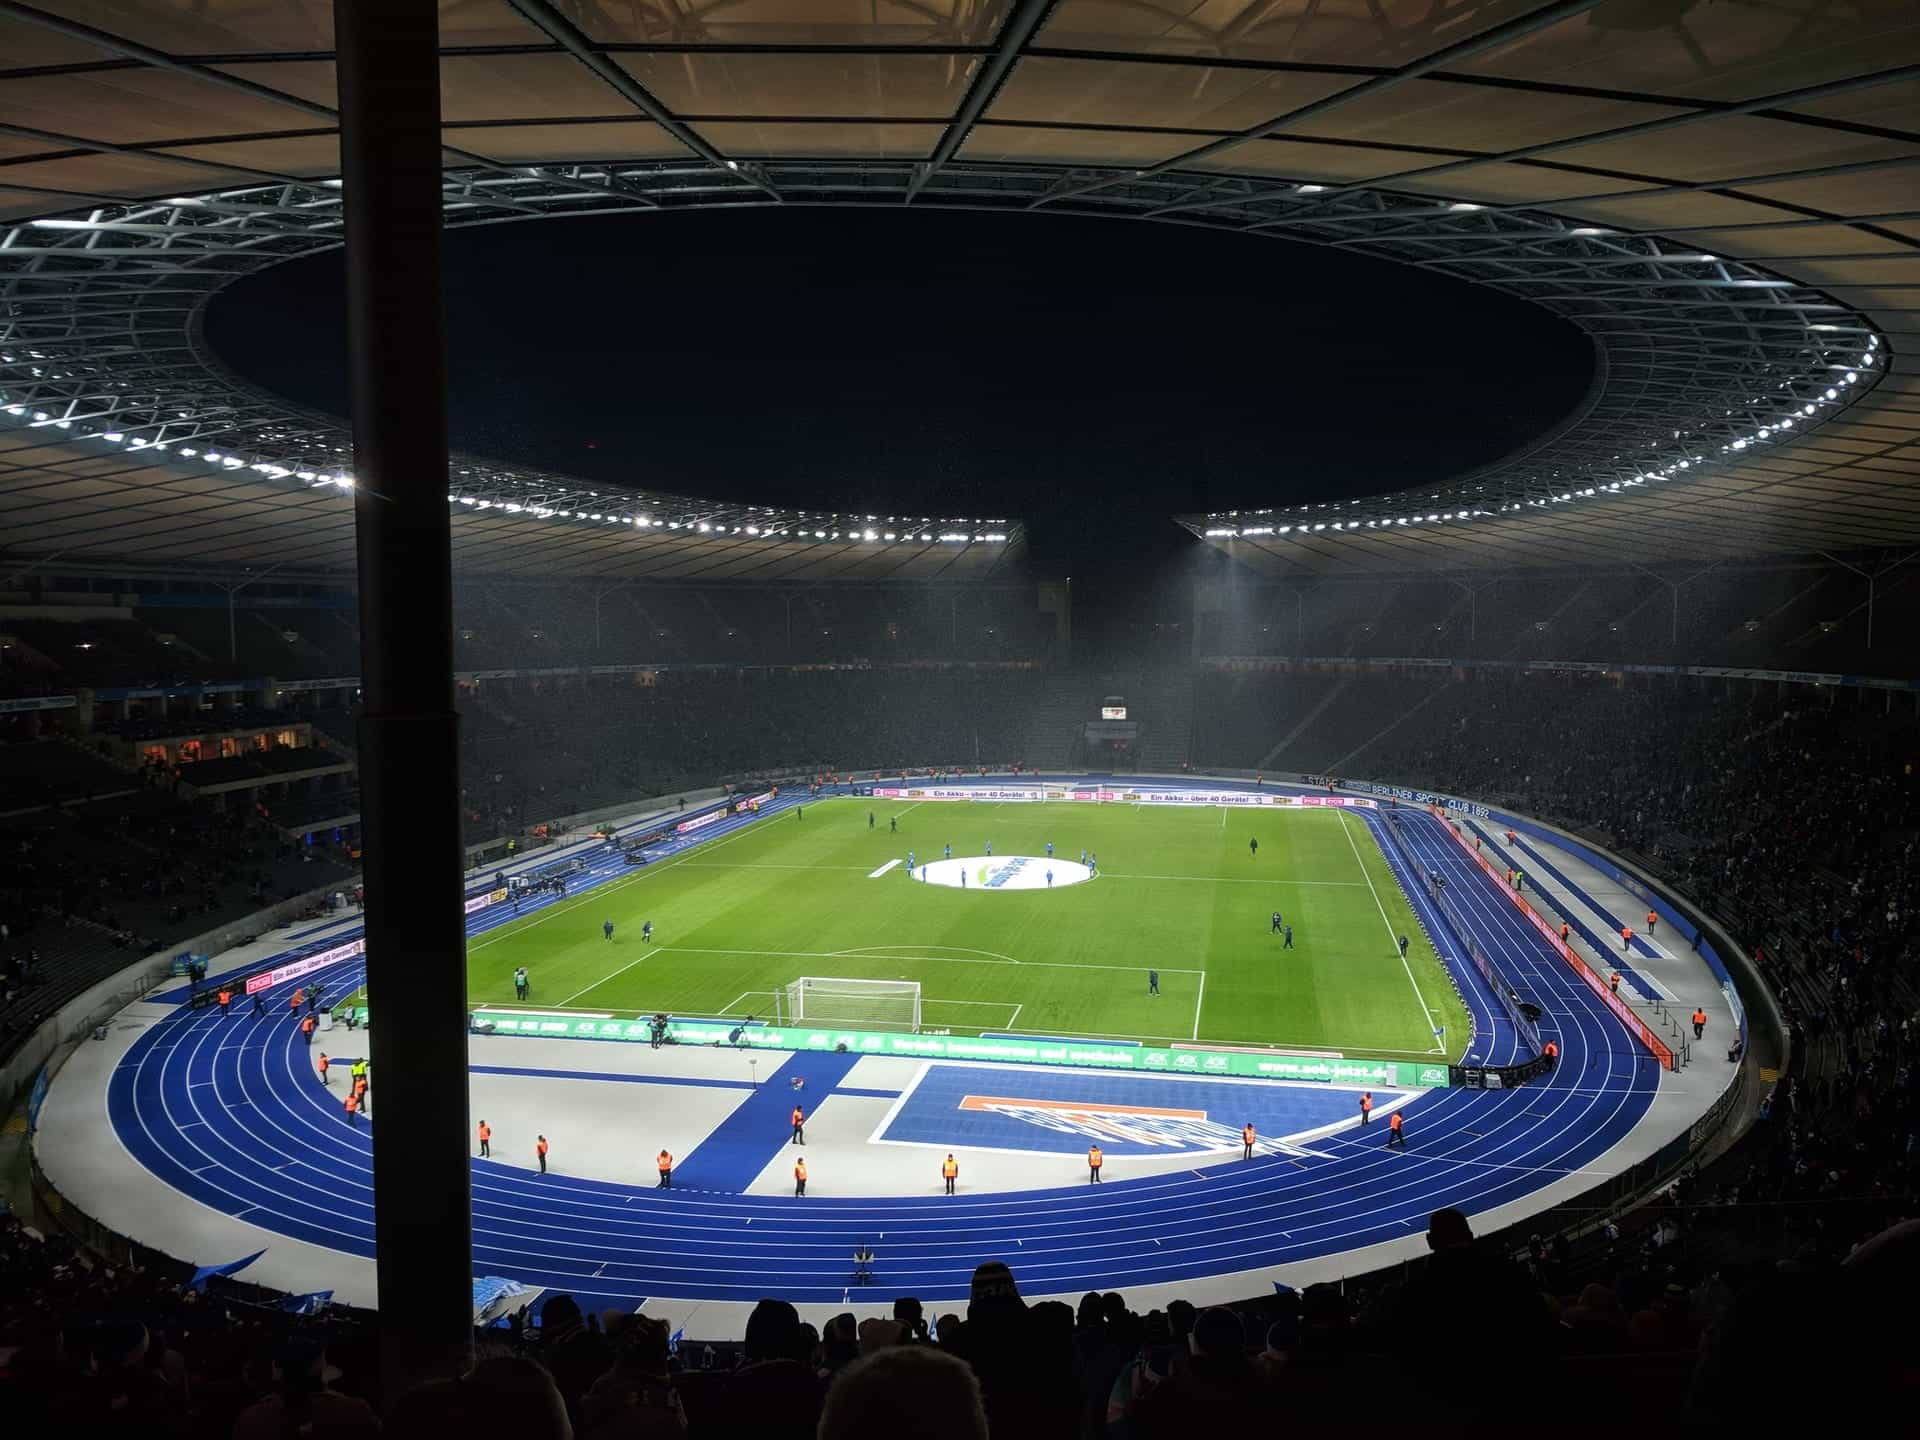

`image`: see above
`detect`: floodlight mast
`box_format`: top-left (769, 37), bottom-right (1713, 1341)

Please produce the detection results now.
top-left (336, 0), bottom-right (474, 1398)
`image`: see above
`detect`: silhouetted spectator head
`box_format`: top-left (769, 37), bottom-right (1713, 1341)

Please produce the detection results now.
top-left (1427, 1207), bottom-right (1474, 1251)
top-left (892, 1296), bottom-right (923, 1329)
top-left (1263, 1318), bottom-right (1296, 1362)
top-left (817, 1345), bottom-right (986, 1440)
top-left (1077, 1292), bottom-right (1102, 1327)
top-left (746, 1297), bottom-right (803, 1362)
top-left (1299, 1284), bottom-right (1349, 1339)
top-left (858, 1318), bottom-right (905, 1353)
top-left (1166, 1298), bottom-right (1196, 1340)
top-left (605, 1311), bottom-right (672, 1372)
top-left (541, 1293), bottom-right (583, 1331)
top-left (967, 1261), bottom-right (1023, 1319)
top-left (1192, 1308), bottom-right (1246, 1364)
top-left (823, 1311), bottom-right (860, 1373)
top-left (391, 1355), bottom-right (571, 1436)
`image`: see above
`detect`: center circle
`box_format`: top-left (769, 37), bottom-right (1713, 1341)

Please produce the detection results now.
top-left (912, 856), bottom-right (1092, 891)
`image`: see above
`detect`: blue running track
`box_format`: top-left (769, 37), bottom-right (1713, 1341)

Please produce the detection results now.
top-left (106, 792), bottom-right (1659, 1305)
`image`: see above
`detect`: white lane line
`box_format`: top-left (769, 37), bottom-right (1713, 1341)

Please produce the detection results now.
top-left (868, 859), bottom-right (902, 878)
top-left (1192, 969), bottom-right (1207, 1041)
top-left (1339, 810), bottom-right (1445, 1054)
top-left (557, 945), bottom-right (659, 1006)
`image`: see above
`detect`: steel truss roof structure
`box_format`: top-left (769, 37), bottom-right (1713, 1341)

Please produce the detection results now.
top-left (0, 0), bottom-right (1916, 580)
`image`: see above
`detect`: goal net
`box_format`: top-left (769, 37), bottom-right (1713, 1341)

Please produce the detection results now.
top-left (784, 976), bottom-right (922, 1032)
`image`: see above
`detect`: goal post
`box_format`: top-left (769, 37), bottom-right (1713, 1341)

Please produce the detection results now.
top-left (784, 976), bottom-right (922, 1032)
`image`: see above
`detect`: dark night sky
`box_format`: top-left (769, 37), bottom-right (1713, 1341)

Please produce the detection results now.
top-left (206, 207), bottom-right (1592, 584)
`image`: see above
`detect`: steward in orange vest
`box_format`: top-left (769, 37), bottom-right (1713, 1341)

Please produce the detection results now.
top-left (791, 1105), bottom-right (805, 1144)
top-left (657, 1150), bottom-right (672, 1188)
top-left (942, 1154), bottom-right (959, 1194)
top-left (1087, 1145), bottom-right (1103, 1183)
top-left (794, 1158), bottom-right (807, 1196)
top-left (1242, 1122), bottom-right (1256, 1160)
top-left (477, 1121), bottom-right (491, 1157)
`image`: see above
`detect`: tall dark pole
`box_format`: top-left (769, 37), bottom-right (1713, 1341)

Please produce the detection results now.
top-left (335, 0), bottom-right (474, 1396)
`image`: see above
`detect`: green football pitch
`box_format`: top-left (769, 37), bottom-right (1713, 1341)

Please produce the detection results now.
top-left (458, 798), bottom-right (1470, 1060)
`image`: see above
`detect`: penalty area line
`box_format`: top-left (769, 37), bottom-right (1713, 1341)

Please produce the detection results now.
top-left (556, 945), bottom-right (661, 1006)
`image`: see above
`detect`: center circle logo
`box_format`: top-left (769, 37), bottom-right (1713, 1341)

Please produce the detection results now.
top-left (910, 856), bottom-right (1092, 891)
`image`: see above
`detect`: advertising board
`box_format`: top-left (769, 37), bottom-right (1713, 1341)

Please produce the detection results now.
top-left (243, 937), bottom-right (365, 995)
top-left (468, 1011), bottom-right (1450, 1088)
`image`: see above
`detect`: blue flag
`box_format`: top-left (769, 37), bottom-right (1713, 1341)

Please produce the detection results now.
top-left (189, 1249), bottom-right (265, 1292)
top-left (668, 1327), bottom-right (684, 1356)
top-left (282, 1290), bottom-right (333, 1315)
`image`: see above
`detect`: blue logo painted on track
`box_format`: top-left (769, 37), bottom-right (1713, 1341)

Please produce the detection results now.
top-left (882, 1064), bottom-right (1400, 1157)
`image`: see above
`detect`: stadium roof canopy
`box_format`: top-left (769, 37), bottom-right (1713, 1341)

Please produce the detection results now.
top-left (0, 0), bottom-right (1915, 581)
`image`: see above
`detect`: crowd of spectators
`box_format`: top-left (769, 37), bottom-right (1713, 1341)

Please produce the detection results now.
top-left (0, 785), bottom-right (354, 1054)
top-left (1357, 673), bottom-right (1919, 1080)
top-left (454, 667), bottom-right (1039, 840)
top-left (5, 1199), bottom-right (1913, 1436)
